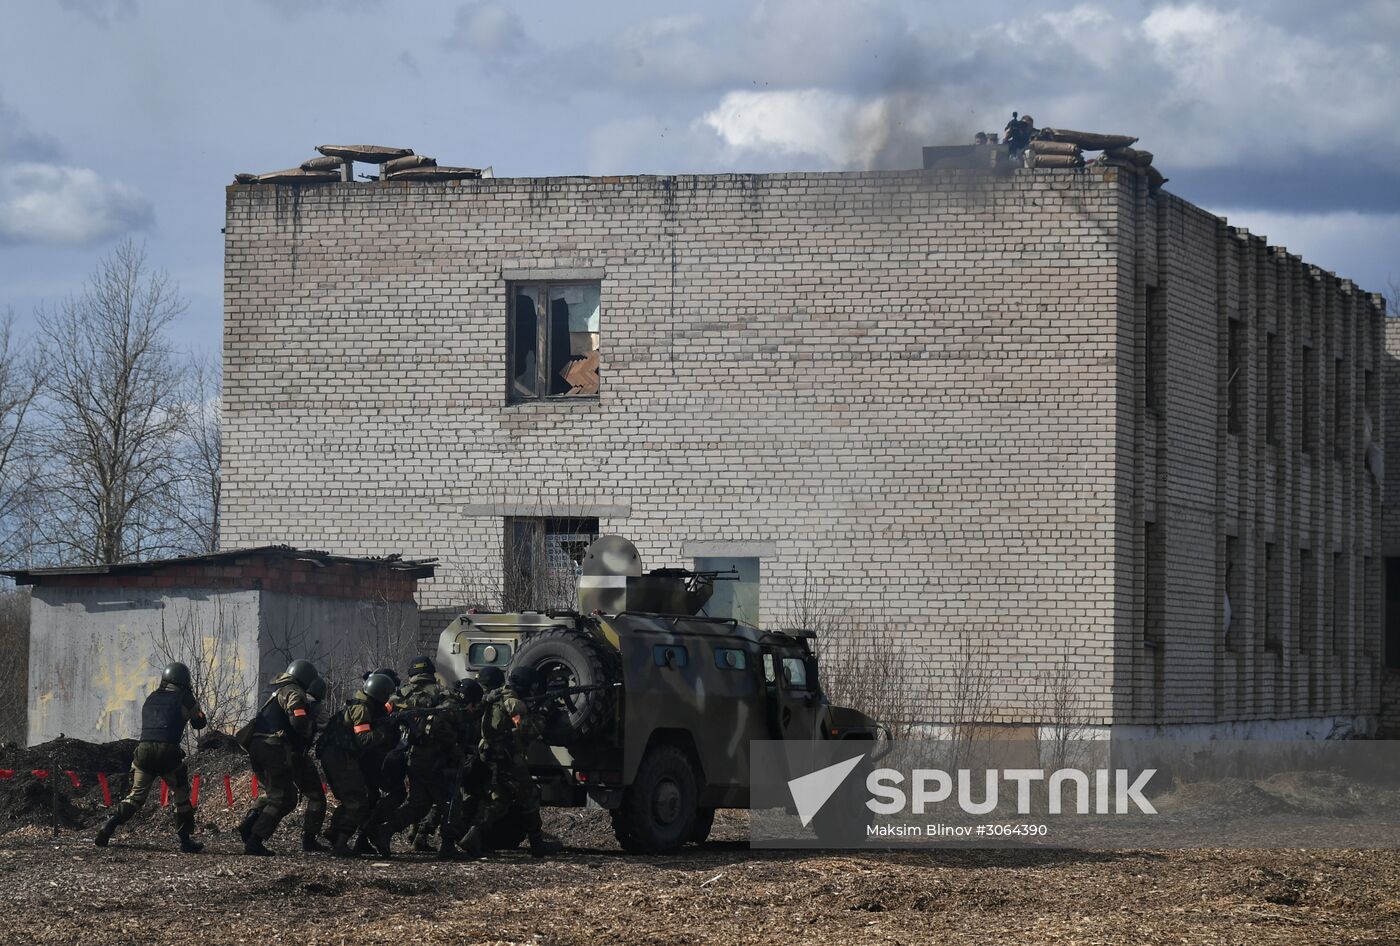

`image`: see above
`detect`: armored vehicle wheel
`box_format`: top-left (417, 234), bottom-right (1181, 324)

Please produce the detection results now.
top-left (613, 745), bottom-right (698, 854)
top-left (511, 628), bottom-right (619, 742)
top-left (689, 807), bottom-right (715, 845)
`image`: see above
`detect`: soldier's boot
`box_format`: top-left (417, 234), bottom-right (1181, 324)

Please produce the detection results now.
top-left (437, 833), bottom-right (470, 861)
top-left (243, 834), bottom-right (275, 857)
top-left (302, 831), bottom-right (329, 853)
top-left (459, 825), bottom-right (485, 857)
top-left (236, 808), bottom-right (259, 846)
top-left (412, 826), bottom-right (435, 853)
top-left (353, 831), bottom-right (375, 855)
top-left (94, 810), bottom-right (128, 848)
top-left (330, 832), bottom-right (359, 859)
top-left (175, 810), bottom-right (204, 854)
top-left (367, 820), bottom-right (395, 858)
top-left (528, 831), bottom-right (563, 859)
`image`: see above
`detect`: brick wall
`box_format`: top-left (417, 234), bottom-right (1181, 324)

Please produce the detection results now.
top-left (223, 169), bottom-right (1125, 723)
top-left (222, 166), bottom-right (1385, 728)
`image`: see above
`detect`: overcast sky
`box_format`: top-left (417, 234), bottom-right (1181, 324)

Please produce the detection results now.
top-left (1, 0), bottom-right (1397, 352)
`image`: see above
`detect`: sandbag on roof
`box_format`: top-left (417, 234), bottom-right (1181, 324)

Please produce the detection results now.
top-left (316, 144), bottom-right (414, 163)
top-left (1027, 139), bottom-right (1081, 156)
top-left (383, 154), bottom-right (436, 174)
top-left (256, 168), bottom-right (341, 184)
top-left (1104, 147), bottom-right (1154, 167)
top-left (300, 155), bottom-right (344, 171)
top-left (1038, 128), bottom-right (1138, 151)
top-left (1025, 151), bottom-right (1083, 169)
top-left (233, 173), bottom-right (258, 184)
top-left (385, 165), bottom-right (482, 181)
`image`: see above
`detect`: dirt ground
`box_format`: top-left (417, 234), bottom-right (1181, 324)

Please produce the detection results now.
top-left (4, 816), bottom-right (1400, 944)
top-left (4, 739), bottom-right (1400, 945)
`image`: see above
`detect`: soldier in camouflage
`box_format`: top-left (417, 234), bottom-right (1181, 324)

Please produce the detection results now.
top-left (368, 675), bottom-right (477, 859)
top-left (461, 666), bottom-right (563, 858)
top-left (407, 677), bottom-right (487, 855)
top-left (291, 676), bottom-right (330, 852)
top-left (237, 659), bottom-right (319, 856)
top-left (94, 662), bottom-right (207, 853)
top-left (317, 672), bottom-right (397, 858)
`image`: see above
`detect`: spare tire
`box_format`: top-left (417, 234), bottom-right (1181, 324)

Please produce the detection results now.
top-left (510, 627), bottom-right (619, 742)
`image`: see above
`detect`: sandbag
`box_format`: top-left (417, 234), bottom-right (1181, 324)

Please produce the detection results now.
top-left (1026, 152), bottom-right (1083, 169)
top-left (1028, 139), bottom-right (1080, 156)
top-left (300, 155), bottom-right (344, 171)
top-left (1038, 128), bottom-right (1138, 151)
top-left (1105, 147), bottom-right (1154, 167)
top-left (385, 165), bottom-right (483, 181)
top-left (316, 144), bottom-right (414, 163)
top-left (383, 154), bottom-right (436, 173)
top-left (1146, 165), bottom-right (1168, 191)
top-left (256, 168), bottom-right (341, 184)
top-left (233, 173), bottom-right (258, 184)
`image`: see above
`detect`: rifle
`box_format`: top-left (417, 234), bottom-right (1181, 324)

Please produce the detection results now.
top-left (524, 682), bottom-right (620, 707)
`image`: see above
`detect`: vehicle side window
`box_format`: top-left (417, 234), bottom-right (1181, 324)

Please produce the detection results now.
top-left (654, 644), bottom-right (689, 668)
top-left (714, 647), bottom-right (748, 670)
top-left (468, 642), bottom-right (512, 666)
top-left (762, 653), bottom-right (776, 684)
top-left (781, 656), bottom-right (809, 690)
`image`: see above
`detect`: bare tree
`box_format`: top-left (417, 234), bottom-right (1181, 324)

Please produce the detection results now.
top-left (153, 597), bottom-right (248, 740)
top-left (35, 239), bottom-right (190, 564)
top-left (943, 633), bottom-right (996, 771)
top-left (169, 353), bottom-right (221, 554)
top-left (778, 563), bottom-right (917, 740)
top-left (0, 589), bottom-right (29, 744)
top-left (1387, 274), bottom-right (1400, 318)
top-left (1030, 646), bottom-right (1096, 772)
top-left (0, 311), bottom-right (44, 565)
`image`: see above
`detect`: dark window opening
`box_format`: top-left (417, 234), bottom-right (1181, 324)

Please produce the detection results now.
top-left (1299, 549), bottom-right (1315, 655)
top-left (1333, 356), bottom-right (1346, 462)
top-left (1385, 558), bottom-right (1400, 669)
top-left (654, 645), bottom-right (689, 668)
top-left (714, 647), bottom-right (749, 671)
top-left (1263, 542), bottom-right (1281, 653)
top-left (1300, 345), bottom-right (1314, 454)
top-left (1265, 332), bottom-right (1280, 446)
top-left (1330, 552), bottom-right (1345, 657)
top-left (503, 516), bottom-right (599, 611)
top-left (508, 281), bottom-right (600, 402)
top-left (1227, 319), bottom-right (1244, 435)
top-left (1145, 287), bottom-right (1164, 412)
top-left (1224, 535), bottom-right (1241, 652)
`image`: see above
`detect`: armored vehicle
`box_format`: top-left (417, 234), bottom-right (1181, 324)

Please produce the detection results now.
top-left (437, 535), bottom-right (885, 853)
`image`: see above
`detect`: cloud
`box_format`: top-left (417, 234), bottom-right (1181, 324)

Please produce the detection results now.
top-left (448, 1), bottom-right (1400, 190)
top-left (0, 164), bottom-right (153, 246)
top-left (0, 96), bottom-right (62, 162)
top-left (445, 2), bottom-right (531, 56)
top-left (56, 0), bottom-right (138, 27)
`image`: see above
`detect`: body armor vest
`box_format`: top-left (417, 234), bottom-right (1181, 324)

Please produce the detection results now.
top-left (139, 687), bottom-right (186, 743)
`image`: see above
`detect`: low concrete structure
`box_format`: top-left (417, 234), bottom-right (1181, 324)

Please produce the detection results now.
top-left (7, 546), bottom-right (434, 746)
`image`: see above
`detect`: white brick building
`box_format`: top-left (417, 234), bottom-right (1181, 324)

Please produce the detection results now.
top-left (221, 165), bottom-right (1389, 735)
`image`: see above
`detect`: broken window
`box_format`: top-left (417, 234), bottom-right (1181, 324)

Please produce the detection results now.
top-left (502, 516), bottom-right (599, 610)
top-left (508, 281), bottom-right (601, 402)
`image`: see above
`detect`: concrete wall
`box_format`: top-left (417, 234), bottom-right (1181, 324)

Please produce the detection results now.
top-left (27, 587), bottom-right (261, 746)
top-left (223, 168), bottom-right (1127, 723)
top-left (255, 589), bottom-right (419, 694)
